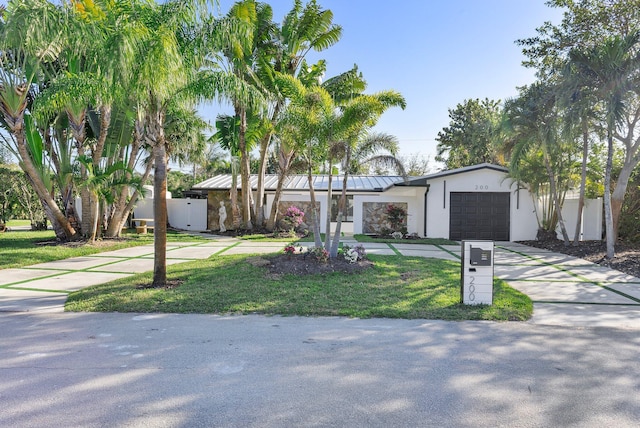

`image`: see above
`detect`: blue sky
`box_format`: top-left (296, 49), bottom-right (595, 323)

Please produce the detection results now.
top-left (208, 0), bottom-right (565, 167)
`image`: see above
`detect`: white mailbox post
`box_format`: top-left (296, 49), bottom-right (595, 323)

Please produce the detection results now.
top-left (460, 240), bottom-right (494, 305)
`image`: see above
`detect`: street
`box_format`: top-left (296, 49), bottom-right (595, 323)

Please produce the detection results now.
top-left (1, 313), bottom-right (639, 427)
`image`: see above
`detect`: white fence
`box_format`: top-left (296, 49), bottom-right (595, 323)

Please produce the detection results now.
top-left (133, 198), bottom-right (207, 231)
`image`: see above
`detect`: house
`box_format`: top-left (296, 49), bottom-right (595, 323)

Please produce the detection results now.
top-left (186, 163), bottom-right (602, 241)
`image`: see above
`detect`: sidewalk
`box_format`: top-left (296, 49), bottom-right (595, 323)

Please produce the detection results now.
top-left (1, 237), bottom-right (640, 328)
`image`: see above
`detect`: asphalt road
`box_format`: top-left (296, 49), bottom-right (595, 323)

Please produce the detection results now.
top-left (1, 313), bottom-right (639, 427)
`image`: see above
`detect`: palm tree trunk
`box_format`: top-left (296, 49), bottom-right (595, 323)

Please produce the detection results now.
top-left (237, 107), bottom-right (253, 230)
top-left (230, 156), bottom-right (241, 230)
top-left (573, 120), bottom-right (589, 245)
top-left (307, 165), bottom-right (322, 248)
top-left (90, 195), bottom-right (100, 241)
top-left (324, 159), bottom-right (333, 250)
top-left (543, 150), bottom-right (570, 245)
top-left (15, 129), bottom-right (76, 240)
top-left (147, 109), bottom-right (168, 287)
top-left (266, 149), bottom-right (294, 231)
top-left (604, 130), bottom-right (615, 259)
top-left (330, 175), bottom-right (349, 258)
top-left (255, 132), bottom-right (272, 227)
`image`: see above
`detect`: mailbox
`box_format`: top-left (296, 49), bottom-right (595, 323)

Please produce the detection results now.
top-left (460, 240), bottom-right (494, 305)
top-left (470, 247), bottom-right (492, 266)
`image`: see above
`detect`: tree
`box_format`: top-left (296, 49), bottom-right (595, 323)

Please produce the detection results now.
top-left (399, 152), bottom-right (432, 176)
top-left (124, 0), bottom-right (249, 286)
top-left (272, 73), bottom-right (333, 245)
top-left (252, 0), bottom-right (342, 228)
top-left (435, 98), bottom-right (505, 169)
top-left (558, 57), bottom-right (604, 245)
top-left (567, 32), bottom-right (640, 258)
top-left (503, 82), bottom-right (573, 245)
top-left (519, 0), bottom-right (640, 252)
top-left (0, 0), bottom-right (78, 240)
top-left (347, 132), bottom-right (406, 176)
top-left (215, 0), bottom-right (270, 230)
top-left (327, 91), bottom-right (406, 258)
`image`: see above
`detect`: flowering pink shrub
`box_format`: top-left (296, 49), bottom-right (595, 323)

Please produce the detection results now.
top-left (282, 206), bottom-right (305, 231)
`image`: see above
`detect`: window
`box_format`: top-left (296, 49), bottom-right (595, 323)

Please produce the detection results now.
top-left (331, 195), bottom-right (353, 222)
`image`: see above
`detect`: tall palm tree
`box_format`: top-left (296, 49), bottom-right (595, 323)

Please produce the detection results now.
top-left (252, 0), bottom-right (342, 228)
top-left (273, 72), bottom-right (333, 246)
top-left (0, 0), bottom-right (79, 240)
top-left (503, 82), bottom-right (572, 245)
top-left (211, 0), bottom-right (270, 230)
top-left (568, 32), bottom-right (640, 259)
top-left (558, 62), bottom-right (603, 246)
top-left (327, 91), bottom-right (406, 258)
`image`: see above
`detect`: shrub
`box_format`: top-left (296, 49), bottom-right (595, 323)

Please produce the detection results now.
top-left (307, 246), bottom-right (329, 263)
top-left (282, 206), bottom-right (305, 232)
top-left (342, 244), bottom-right (366, 264)
top-left (283, 244), bottom-right (297, 256)
top-left (386, 204), bottom-right (407, 233)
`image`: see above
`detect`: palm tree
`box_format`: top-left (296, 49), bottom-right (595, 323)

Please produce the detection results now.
top-left (568, 32), bottom-right (640, 259)
top-left (124, 0), bottom-right (251, 286)
top-left (503, 82), bottom-right (572, 245)
top-left (327, 92), bottom-right (406, 258)
top-left (212, 0), bottom-right (271, 230)
top-left (273, 73), bottom-right (333, 246)
top-left (0, 0), bottom-right (79, 240)
top-left (557, 62), bottom-right (603, 246)
top-left (252, 0), bottom-right (342, 227)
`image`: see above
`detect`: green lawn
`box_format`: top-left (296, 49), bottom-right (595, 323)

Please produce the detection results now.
top-left (0, 229), bottom-right (205, 269)
top-left (5, 219), bottom-right (32, 227)
top-left (65, 254), bottom-right (532, 321)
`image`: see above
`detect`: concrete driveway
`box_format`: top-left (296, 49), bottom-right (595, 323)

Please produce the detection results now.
top-left (1, 237), bottom-right (640, 328)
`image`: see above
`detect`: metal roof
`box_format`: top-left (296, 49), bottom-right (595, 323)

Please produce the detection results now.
top-left (399, 163), bottom-right (509, 186)
top-left (192, 174), bottom-right (404, 192)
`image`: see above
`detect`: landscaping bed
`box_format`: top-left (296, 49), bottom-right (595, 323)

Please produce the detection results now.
top-left (519, 239), bottom-right (640, 278)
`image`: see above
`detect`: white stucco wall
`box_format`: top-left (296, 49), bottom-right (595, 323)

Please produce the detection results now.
top-left (266, 187), bottom-right (425, 235)
top-left (353, 186), bottom-right (425, 235)
top-left (425, 168), bottom-right (539, 241)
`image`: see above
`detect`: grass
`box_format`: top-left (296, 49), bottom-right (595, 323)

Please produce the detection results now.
top-left (354, 234), bottom-right (458, 245)
top-left (65, 254), bottom-right (532, 321)
top-left (0, 229), bottom-right (205, 269)
top-left (238, 232), bottom-right (302, 242)
top-left (5, 219), bottom-right (31, 227)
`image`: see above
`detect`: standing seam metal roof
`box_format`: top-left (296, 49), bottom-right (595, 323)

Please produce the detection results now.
top-left (191, 174), bottom-right (404, 192)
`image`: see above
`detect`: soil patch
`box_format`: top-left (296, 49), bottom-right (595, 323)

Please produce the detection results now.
top-left (266, 253), bottom-right (374, 277)
top-left (35, 238), bottom-right (129, 248)
top-left (518, 240), bottom-right (640, 278)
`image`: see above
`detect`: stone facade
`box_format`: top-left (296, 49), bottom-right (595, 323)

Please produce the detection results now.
top-left (277, 201), bottom-right (320, 229)
top-left (207, 190), bottom-right (245, 230)
top-left (362, 202), bottom-right (408, 234)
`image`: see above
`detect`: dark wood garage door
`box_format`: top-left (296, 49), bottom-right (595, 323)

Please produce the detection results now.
top-left (449, 192), bottom-right (510, 241)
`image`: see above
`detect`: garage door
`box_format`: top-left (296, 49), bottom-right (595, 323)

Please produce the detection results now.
top-left (449, 192), bottom-right (510, 241)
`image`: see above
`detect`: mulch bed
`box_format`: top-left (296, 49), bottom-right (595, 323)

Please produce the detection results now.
top-left (519, 240), bottom-right (640, 278)
top-left (264, 253), bottom-right (374, 276)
